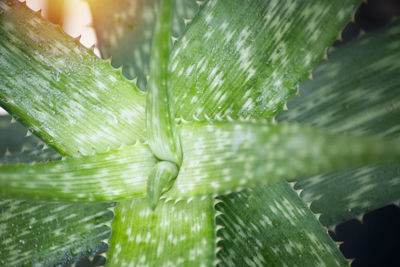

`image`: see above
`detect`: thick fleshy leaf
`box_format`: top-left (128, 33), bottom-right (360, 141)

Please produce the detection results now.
top-left (0, 199), bottom-right (114, 266)
top-left (163, 121), bottom-right (400, 198)
top-left (147, 161), bottom-right (179, 209)
top-left (107, 197), bottom-right (216, 266)
top-left (297, 165), bottom-right (400, 227)
top-left (170, 0), bottom-right (361, 121)
top-left (215, 183), bottom-right (347, 266)
top-left (278, 20), bottom-right (400, 138)
top-left (0, 144), bottom-right (156, 201)
top-left (146, 0), bottom-right (182, 165)
top-left (7, 119), bottom-right (398, 202)
top-left (278, 20), bottom-right (400, 226)
top-left (0, 114), bottom-right (113, 266)
top-left (89, 0), bottom-right (200, 90)
top-left (0, 0), bottom-right (146, 156)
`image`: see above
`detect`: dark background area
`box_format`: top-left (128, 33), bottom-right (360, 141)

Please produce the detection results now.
top-left (330, 0), bottom-right (400, 266)
top-left (331, 205), bottom-right (400, 267)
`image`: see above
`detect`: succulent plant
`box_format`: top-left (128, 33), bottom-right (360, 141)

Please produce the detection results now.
top-left (0, 0), bottom-right (399, 266)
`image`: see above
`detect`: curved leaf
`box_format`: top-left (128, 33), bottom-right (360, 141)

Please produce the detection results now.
top-left (163, 121), bottom-right (400, 198)
top-left (0, 1), bottom-right (146, 156)
top-left (278, 20), bottom-right (400, 226)
top-left (170, 0), bottom-right (361, 121)
top-left (215, 183), bottom-right (347, 266)
top-left (0, 199), bottom-right (114, 266)
top-left (278, 20), bottom-right (400, 138)
top-left (297, 165), bottom-right (400, 227)
top-left (146, 0), bottom-right (182, 164)
top-left (0, 144), bottom-right (155, 202)
top-left (0, 107), bottom-right (113, 267)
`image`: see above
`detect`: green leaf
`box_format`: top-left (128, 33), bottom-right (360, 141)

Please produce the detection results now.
top-left (0, 107), bottom-right (114, 266)
top-left (0, 144), bottom-right (156, 201)
top-left (0, 1), bottom-right (146, 156)
top-left (0, 115), bottom-right (61, 163)
top-left (147, 161), bottom-right (179, 210)
top-left (89, 0), bottom-right (200, 90)
top-left (296, 165), bottom-right (400, 227)
top-left (5, 119), bottom-right (398, 202)
top-left (0, 115), bottom-right (39, 157)
top-left (215, 183), bottom-right (347, 266)
top-left (278, 20), bottom-right (400, 226)
top-left (0, 199), bottom-right (114, 266)
top-left (169, 0), bottom-right (361, 121)
top-left (1, 144), bottom-right (61, 164)
top-left (89, 0), bottom-right (158, 90)
top-left (278, 20), bottom-right (400, 138)
top-left (146, 0), bottom-right (182, 165)
top-left (163, 120), bottom-right (400, 198)
top-left (107, 197), bottom-right (216, 266)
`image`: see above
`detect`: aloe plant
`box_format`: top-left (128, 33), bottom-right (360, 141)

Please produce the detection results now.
top-left (0, 0), bottom-right (399, 266)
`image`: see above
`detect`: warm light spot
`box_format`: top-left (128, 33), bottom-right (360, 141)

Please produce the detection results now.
top-left (1, 1), bottom-right (101, 116)
top-left (23, 0), bottom-right (47, 14)
top-left (18, 0), bottom-right (100, 56)
top-left (0, 107), bottom-right (7, 116)
top-left (63, 0), bottom-right (100, 56)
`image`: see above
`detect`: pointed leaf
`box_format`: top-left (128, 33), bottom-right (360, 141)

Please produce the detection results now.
top-left (89, 0), bottom-right (200, 89)
top-left (278, 20), bottom-right (400, 226)
top-left (0, 1), bottom-right (146, 156)
top-left (297, 165), bottom-right (400, 227)
top-left (107, 197), bottom-right (216, 266)
top-left (0, 144), bottom-right (156, 202)
top-left (215, 183), bottom-right (347, 266)
top-left (147, 0), bottom-right (182, 165)
top-left (278, 20), bottom-right (400, 138)
top-left (0, 199), bottom-right (113, 266)
top-left (163, 121), bottom-right (400, 198)
top-left (0, 111), bottom-right (114, 267)
top-left (147, 161), bottom-right (179, 210)
top-left (169, 0), bottom-right (361, 121)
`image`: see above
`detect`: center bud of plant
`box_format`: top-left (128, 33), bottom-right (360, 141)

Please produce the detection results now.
top-left (147, 161), bottom-right (179, 210)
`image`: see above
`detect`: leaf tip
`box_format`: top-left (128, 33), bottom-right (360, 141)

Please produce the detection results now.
top-left (25, 130), bottom-right (32, 137)
top-left (314, 212), bottom-right (322, 220)
top-left (171, 35), bottom-right (178, 45)
top-left (183, 18), bottom-right (192, 27)
top-left (283, 103), bottom-right (289, 112)
top-left (196, 0), bottom-right (205, 7)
